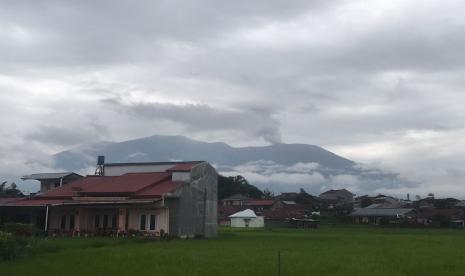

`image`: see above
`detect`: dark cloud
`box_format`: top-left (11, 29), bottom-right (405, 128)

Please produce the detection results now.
top-left (0, 0), bottom-right (331, 68)
top-left (102, 98), bottom-right (282, 144)
top-left (26, 124), bottom-right (108, 146)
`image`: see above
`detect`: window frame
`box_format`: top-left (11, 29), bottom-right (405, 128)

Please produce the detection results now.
top-left (139, 214), bottom-right (147, 231)
top-left (149, 214), bottom-right (156, 231)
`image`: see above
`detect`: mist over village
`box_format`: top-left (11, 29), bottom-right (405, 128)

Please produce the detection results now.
top-left (1, 1), bottom-right (465, 275)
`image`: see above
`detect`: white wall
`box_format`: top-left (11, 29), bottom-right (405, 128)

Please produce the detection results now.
top-left (104, 164), bottom-right (175, 176)
top-left (128, 207), bottom-right (170, 233)
top-left (230, 217), bottom-right (264, 228)
top-left (172, 172), bottom-right (191, 182)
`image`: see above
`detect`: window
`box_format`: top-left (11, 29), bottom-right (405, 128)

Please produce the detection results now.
top-left (69, 215), bottom-right (75, 230)
top-left (111, 216), bottom-right (117, 229)
top-left (139, 215), bottom-right (146, 231)
top-left (60, 215), bottom-right (67, 230)
top-left (149, 215), bottom-right (156, 231)
top-left (94, 215), bottom-right (100, 228)
top-left (103, 215), bottom-right (108, 229)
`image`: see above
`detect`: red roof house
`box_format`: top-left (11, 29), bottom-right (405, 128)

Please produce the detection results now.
top-left (1, 161), bottom-right (218, 238)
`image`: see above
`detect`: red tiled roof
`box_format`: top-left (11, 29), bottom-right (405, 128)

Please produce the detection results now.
top-left (264, 209), bottom-right (310, 220)
top-left (38, 172), bottom-right (181, 200)
top-left (135, 180), bottom-right (185, 198)
top-left (0, 198), bottom-right (21, 204)
top-left (40, 176), bottom-right (117, 198)
top-left (167, 162), bottom-right (200, 172)
top-left (246, 199), bottom-right (276, 206)
top-left (80, 172), bottom-right (171, 194)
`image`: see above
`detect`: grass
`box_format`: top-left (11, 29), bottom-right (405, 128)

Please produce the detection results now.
top-left (1, 226), bottom-right (465, 276)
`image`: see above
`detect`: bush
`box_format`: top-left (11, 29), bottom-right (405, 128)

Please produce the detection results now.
top-left (2, 223), bottom-right (37, 237)
top-left (0, 231), bottom-right (24, 261)
top-left (0, 223), bottom-right (38, 261)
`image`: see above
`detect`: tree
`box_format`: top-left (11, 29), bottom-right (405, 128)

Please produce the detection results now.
top-left (262, 189), bottom-right (274, 199)
top-left (218, 175), bottom-right (263, 200)
top-left (0, 181), bottom-right (23, 198)
top-left (295, 188), bottom-right (319, 206)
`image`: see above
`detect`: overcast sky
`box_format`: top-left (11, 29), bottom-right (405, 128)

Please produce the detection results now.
top-left (1, 0), bottom-right (465, 197)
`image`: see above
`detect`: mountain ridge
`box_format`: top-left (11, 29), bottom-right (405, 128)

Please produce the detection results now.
top-left (51, 134), bottom-right (407, 194)
top-left (53, 134), bottom-right (356, 171)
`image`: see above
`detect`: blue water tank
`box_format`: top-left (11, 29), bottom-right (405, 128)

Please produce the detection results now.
top-left (97, 156), bottom-right (105, 165)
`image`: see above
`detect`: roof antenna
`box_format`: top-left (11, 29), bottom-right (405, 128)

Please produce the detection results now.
top-left (95, 156), bottom-right (105, 176)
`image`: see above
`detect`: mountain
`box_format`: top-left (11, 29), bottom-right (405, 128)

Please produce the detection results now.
top-left (53, 135), bottom-right (354, 170)
top-left (52, 135), bottom-right (406, 194)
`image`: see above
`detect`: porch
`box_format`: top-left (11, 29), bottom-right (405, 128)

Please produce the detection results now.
top-left (1, 203), bottom-right (170, 237)
top-left (49, 205), bottom-right (169, 236)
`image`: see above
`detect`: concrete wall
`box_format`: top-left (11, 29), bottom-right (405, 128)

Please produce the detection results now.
top-left (231, 217), bottom-right (264, 228)
top-left (104, 164), bottom-right (175, 176)
top-left (167, 162), bottom-right (218, 238)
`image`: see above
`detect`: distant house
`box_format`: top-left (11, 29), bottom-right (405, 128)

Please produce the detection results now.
top-left (1, 161), bottom-right (218, 238)
top-left (350, 208), bottom-right (416, 225)
top-left (263, 200), bottom-right (314, 228)
top-left (416, 208), bottom-right (464, 227)
top-left (319, 189), bottom-right (354, 204)
top-left (221, 194), bottom-right (251, 206)
top-left (289, 218), bottom-right (318, 229)
top-left (276, 192), bottom-right (299, 201)
top-left (246, 199), bottom-right (275, 215)
top-left (229, 209), bottom-right (264, 228)
top-left (22, 172), bottom-right (83, 193)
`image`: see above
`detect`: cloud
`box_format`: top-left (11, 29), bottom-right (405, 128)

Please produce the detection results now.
top-left (221, 160), bottom-right (414, 196)
top-left (0, 0), bottom-right (465, 197)
top-left (26, 124), bottom-right (107, 146)
top-left (102, 98), bottom-right (282, 144)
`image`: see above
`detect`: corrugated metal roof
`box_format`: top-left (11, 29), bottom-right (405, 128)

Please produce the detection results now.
top-left (40, 176), bottom-right (117, 198)
top-left (167, 162), bottom-right (201, 172)
top-left (350, 208), bottom-right (414, 217)
top-left (104, 161), bottom-right (204, 167)
top-left (222, 194), bottom-right (251, 201)
top-left (246, 199), bottom-right (275, 206)
top-left (21, 172), bottom-right (81, 180)
top-left (38, 172), bottom-right (179, 198)
top-left (320, 189), bottom-right (354, 196)
top-left (0, 198), bottom-right (22, 204)
top-left (80, 172), bottom-right (171, 194)
top-left (0, 198), bottom-right (161, 207)
top-left (229, 209), bottom-right (257, 218)
top-left (135, 180), bottom-right (185, 198)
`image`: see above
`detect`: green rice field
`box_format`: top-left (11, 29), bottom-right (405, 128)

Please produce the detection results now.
top-left (1, 226), bottom-right (465, 276)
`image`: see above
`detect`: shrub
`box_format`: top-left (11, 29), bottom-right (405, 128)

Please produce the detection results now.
top-left (2, 223), bottom-right (37, 237)
top-left (0, 231), bottom-right (24, 261)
